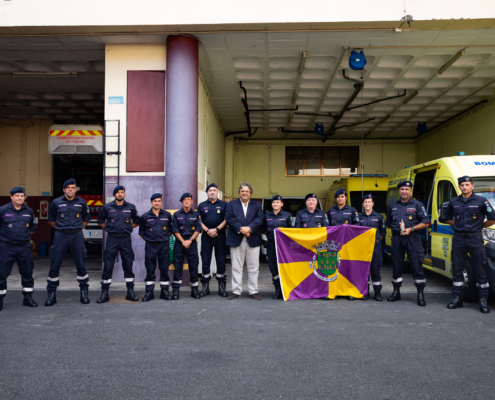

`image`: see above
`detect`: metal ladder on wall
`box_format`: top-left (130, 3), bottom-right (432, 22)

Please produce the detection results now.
top-left (103, 120), bottom-right (121, 204)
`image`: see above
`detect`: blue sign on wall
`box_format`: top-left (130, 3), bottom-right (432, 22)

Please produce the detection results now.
top-left (109, 96), bottom-right (124, 104)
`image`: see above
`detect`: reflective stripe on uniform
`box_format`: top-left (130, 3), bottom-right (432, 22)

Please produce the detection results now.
top-left (145, 281), bottom-right (155, 285)
top-left (215, 274), bottom-right (224, 278)
top-left (273, 275), bottom-right (279, 280)
top-left (453, 281), bottom-right (464, 286)
top-left (392, 277), bottom-right (403, 283)
top-left (124, 278), bottom-right (134, 282)
top-left (190, 282), bottom-right (199, 287)
top-left (47, 277), bottom-right (59, 282)
top-left (477, 282), bottom-right (490, 288)
top-left (203, 273), bottom-right (211, 279)
top-left (173, 280), bottom-right (182, 284)
top-left (77, 274), bottom-right (89, 280)
top-left (22, 288), bottom-right (34, 292)
top-left (0, 289), bottom-right (6, 295)
top-left (372, 281), bottom-right (381, 286)
top-left (159, 281), bottom-right (169, 285)
top-left (414, 279), bottom-right (426, 284)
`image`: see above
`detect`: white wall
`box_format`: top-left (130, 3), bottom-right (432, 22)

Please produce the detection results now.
top-left (1, 0), bottom-right (493, 27)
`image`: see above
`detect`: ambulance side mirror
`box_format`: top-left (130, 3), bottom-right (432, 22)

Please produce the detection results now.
top-left (438, 201), bottom-right (449, 223)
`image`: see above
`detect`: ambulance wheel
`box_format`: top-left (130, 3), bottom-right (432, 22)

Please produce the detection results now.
top-left (462, 258), bottom-right (477, 303)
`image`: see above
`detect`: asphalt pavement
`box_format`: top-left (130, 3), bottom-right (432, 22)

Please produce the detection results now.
top-left (1, 257), bottom-right (495, 399)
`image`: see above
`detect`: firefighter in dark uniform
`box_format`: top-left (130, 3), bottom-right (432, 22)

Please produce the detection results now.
top-left (46, 178), bottom-right (91, 306)
top-left (386, 181), bottom-right (430, 306)
top-left (198, 183), bottom-right (228, 298)
top-left (443, 176), bottom-right (495, 313)
top-left (172, 193), bottom-right (202, 300)
top-left (0, 187), bottom-right (38, 311)
top-left (327, 188), bottom-right (360, 226)
top-left (96, 185), bottom-right (140, 304)
top-left (358, 193), bottom-right (386, 301)
top-left (138, 193), bottom-right (173, 302)
top-left (262, 195), bottom-right (293, 299)
top-left (294, 193), bottom-right (329, 228)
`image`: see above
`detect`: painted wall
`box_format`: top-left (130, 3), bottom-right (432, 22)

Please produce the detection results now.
top-left (225, 139), bottom-right (416, 200)
top-left (416, 100), bottom-right (495, 163)
top-left (1, 0), bottom-right (492, 27)
top-left (0, 120), bottom-right (52, 196)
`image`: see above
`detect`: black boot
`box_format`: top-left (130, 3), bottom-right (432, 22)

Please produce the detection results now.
top-left (126, 289), bottom-right (139, 302)
top-left (141, 291), bottom-right (154, 302)
top-left (191, 286), bottom-right (200, 299)
top-left (417, 288), bottom-right (426, 307)
top-left (447, 296), bottom-right (463, 309)
top-left (374, 288), bottom-right (382, 302)
top-left (159, 288), bottom-right (170, 300)
top-left (479, 298), bottom-right (490, 314)
top-left (96, 290), bottom-right (109, 304)
top-left (45, 292), bottom-right (57, 307)
top-left (387, 288), bottom-right (401, 302)
top-left (172, 288), bottom-right (180, 300)
top-left (218, 281), bottom-right (228, 297)
top-left (80, 290), bottom-right (90, 305)
top-left (362, 284), bottom-right (369, 300)
top-left (0, 297), bottom-right (3, 311)
top-left (200, 282), bottom-right (210, 297)
top-left (272, 280), bottom-right (283, 300)
top-left (23, 293), bottom-right (38, 307)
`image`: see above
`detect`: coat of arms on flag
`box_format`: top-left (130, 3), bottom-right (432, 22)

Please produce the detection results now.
top-left (275, 225), bottom-right (375, 301)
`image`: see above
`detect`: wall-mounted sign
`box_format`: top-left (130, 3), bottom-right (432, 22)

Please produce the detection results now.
top-left (109, 96), bottom-right (124, 104)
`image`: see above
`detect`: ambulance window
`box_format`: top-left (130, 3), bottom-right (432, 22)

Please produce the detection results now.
top-left (437, 181), bottom-right (456, 205)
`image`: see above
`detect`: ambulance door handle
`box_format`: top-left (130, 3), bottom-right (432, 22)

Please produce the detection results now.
top-left (433, 220), bottom-right (437, 233)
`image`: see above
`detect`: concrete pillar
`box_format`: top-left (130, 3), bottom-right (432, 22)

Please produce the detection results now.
top-left (164, 35), bottom-right (199, 209)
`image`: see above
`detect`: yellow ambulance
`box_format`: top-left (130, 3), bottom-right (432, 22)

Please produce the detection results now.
top-left (384, 155), bottom-right (495, 301)
top-left (325, 174), bottom-right (389, 216)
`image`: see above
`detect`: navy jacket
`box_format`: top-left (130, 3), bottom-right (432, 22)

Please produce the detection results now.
top-left (172, 208), bottom-right (202, 239)
top-left (386, 198), bottom-right (429, 233)
top-left (138, 208), bottom-right (173, 242)
top-left (328, 204), bottom-right (360, 226)
top-left (294, 208), bottom-right (329, 228)
top-left (0, 202), bottom-right (37, 243)
top-left (48, 195), bottom-right (90, 230)
top-left (444, 193), bottom-right (495, 233)
top-left (359, 210), bottom-right (386, 239)
top-left (225, 199), bottom-right (263, 248)
top-left (262, 209), bottom-right (293, 241)
top-left (97, 200), bottom-right (139, 234)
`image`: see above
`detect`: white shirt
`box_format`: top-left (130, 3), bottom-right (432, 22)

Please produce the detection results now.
top-left (241, 199), bottom-right (250, 217)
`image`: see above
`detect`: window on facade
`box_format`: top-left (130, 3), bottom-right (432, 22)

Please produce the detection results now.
top-left (286, 146), bottom-right (359, 176)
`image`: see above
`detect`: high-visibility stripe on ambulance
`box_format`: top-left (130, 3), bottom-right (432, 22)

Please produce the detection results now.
top-left (50, 130), bottom-right (102, 136)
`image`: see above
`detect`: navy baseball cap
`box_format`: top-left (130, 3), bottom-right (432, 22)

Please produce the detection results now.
top-left (10, 186), bottom-right (25, 195)
top-left (180, 192), bottom-right (193, 201)
top-left (335, 188), bottom-right (347, 198)
top-left (63, 178), bottom-right (76, 188)
top-left (362, 193), bottom-right (373, 203)
top-left (206, 183), bottom-right (218, 192)
top-left (272, 195), bottom-right (283, 202)
top-left (305, 193), bottom-right (318, 201)
top-left (113, 185), bottom-right (125, 196)
top-left (458, 176), bottom-right (473, 185)
top-left (397, 181), bottom-right (413, 188)
top-left (150, 193), bottom-right (162, 201)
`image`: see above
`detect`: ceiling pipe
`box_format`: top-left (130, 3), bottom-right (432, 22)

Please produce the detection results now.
top-left (346, 89), bottom-right (406, 110)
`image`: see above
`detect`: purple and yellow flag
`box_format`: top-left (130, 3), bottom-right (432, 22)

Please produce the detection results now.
top-left (275, 225), bottom-right (375, 301)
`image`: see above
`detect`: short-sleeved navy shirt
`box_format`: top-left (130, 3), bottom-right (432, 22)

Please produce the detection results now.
top-left (386, 198), bottom-right (429, 233)
top-left (48, 195), bottom-right (90, 230)
top-left (172, 208), bottom-right (202, 239)
top-left (294, 208), bottom-right (329, 228)
top-left (138, 208), bottom-right (172, 242)
top-left (359, 210), bottom-right (386, 239)
top-left (197, 199), bottom-right (227, 230)
top-left (0, 202), bottom-right (37, 243)
top-left (97, 200), bottom-right (140, 234)
top-left (444, 193), bottom-right (495, 232)
top-left (262, 209), bottom-right (293, 241)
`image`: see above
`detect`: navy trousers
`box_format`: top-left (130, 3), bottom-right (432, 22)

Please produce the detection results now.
top-left (451, 235), bottom-right (489, 298)
top-left (0, 241), bottom-right (34, 297)
top-left (370, 238), bottom-right (383, 291)
top-left (102, 236), bottom-right (135, 290)
top-left (47, 231), bottom-right (88, 292)
top-left (173, 240), bottom-right (199, 289)
top-left (265, 240), bottom-right (279, 284)
top-left (144, 241), bottom-right (170, 292)
top-left (200, 232), bottom-right (227, 282)
top-left (391, 234), bottom-right (426, 289)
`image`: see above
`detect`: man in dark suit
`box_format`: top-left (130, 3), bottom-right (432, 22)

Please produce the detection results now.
top-left (225, 182), bottom-right (263, 300)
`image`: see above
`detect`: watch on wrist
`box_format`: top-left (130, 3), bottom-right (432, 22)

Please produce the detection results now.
top-left (216, 227), bottom-right (219, 233)
top-left (411, 227), bottom-right (415, 233)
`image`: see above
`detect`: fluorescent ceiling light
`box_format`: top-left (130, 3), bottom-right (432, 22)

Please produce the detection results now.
top-left (438, 50), bottom-right (465, 76)
top-left (13, 72), bottom-right (77, 78)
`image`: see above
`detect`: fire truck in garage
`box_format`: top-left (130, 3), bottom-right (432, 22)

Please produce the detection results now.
top-left (48, 124), bottom-right (104, 244)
